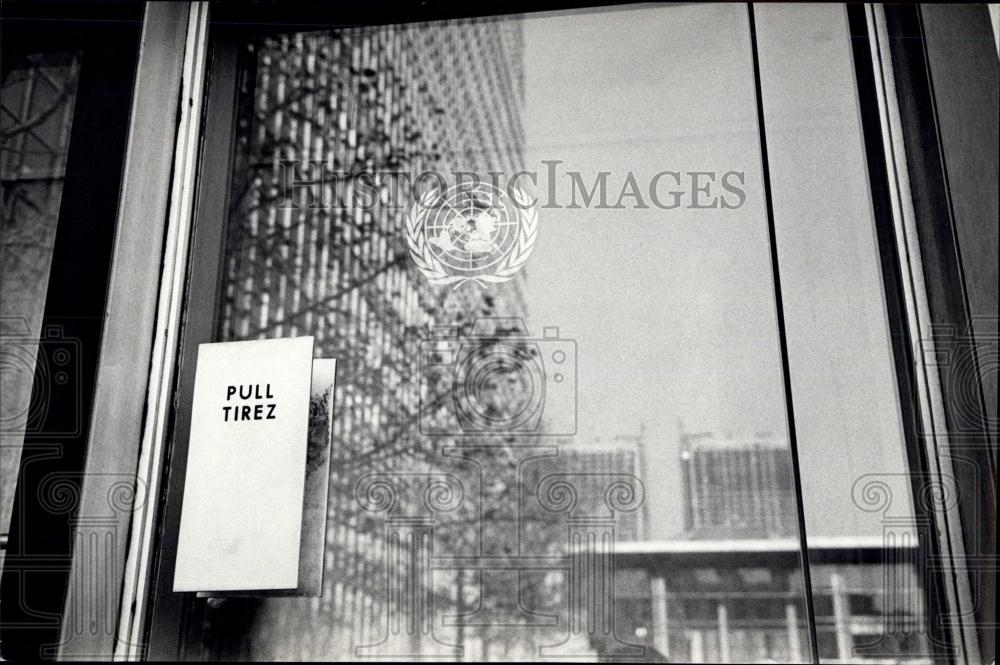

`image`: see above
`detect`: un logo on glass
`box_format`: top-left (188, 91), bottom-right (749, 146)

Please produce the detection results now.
top-left (405, 179), bottom-right (537, 288)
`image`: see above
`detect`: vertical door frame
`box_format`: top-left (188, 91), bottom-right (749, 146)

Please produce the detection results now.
top-left (55, 2), bottom-right (195, 660)
top-left (134, 8), bottom-right (241, 660)
top-left (102, 2), bottom-right (212, 660)
top-left (870, 4), bottom-right (998, 663)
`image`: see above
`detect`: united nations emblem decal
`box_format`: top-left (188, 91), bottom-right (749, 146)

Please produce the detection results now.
top-left (405, 181), bottom-right (538, 288)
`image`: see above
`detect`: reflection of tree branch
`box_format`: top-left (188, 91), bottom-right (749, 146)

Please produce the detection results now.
top-left (227, 216), bottom-right (397, 265)
top-left (242, 251), bottom-right (410, 338)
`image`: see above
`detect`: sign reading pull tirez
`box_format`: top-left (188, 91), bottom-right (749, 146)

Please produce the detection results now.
top-left (174, 336), bottom-right (315, 593)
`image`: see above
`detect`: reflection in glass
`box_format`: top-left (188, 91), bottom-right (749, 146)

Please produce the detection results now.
top-left (0, 51), bottom-right (81, 540)
top-left (182, 4), bottom-right (929, 663)
top-left (755, 4), bottom-right (933, 661)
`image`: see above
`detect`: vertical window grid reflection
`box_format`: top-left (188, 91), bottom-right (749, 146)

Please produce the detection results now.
top-left (210, 21), bottom-right (531, 660)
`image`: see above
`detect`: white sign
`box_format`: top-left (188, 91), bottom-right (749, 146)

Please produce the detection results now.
top-left (174, 336), bottom-right (315, 593)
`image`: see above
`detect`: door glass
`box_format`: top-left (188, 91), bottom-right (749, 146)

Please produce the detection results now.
top-left (190, 5), bottom-right (811, 661)
top-left (173, 3), bottom-right (930, 662)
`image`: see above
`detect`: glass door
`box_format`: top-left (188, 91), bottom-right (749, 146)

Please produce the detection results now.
top-left (144, 4), bottom-right (939, 662)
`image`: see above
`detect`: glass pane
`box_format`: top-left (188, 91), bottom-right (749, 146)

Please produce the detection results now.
top-left (0, 50), bottom-right (81, 541)
top-left (754, 5), bottom-right (933, 662)
top-left (188, 4), bottom-right (814, 661)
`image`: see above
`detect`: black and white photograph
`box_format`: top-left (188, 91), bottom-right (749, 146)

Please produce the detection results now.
top-left (0, 1), bottom-right (997, 662)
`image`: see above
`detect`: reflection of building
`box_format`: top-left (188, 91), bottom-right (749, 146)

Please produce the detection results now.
top-left (206, 19), bottom-right (529, 661)
top-left (529, 436), bottom-right (647, 541)
top-left (593, 427), bottom-right (933, 663)
top-left (603, 538), bottom-right (932, 664)
top-left (680, 430), bottom-right (796, 539)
